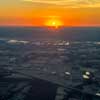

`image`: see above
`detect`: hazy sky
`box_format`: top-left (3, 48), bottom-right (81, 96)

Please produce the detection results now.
top-left (0, 0), bottom-right (100, 26)
top-left (22, 0), bottom-right (100, 7)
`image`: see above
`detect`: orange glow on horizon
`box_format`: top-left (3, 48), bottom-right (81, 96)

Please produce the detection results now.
top-left (44, 16), bottom-right (64, 28)
top-left (0, 0), bottom-right (100, 26)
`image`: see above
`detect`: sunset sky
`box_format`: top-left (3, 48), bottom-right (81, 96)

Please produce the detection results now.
top-left (0, 0), bottom-right (100, 26)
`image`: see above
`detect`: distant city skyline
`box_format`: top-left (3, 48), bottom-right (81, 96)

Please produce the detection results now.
top-left (0, 0), bottom-right (100, 26)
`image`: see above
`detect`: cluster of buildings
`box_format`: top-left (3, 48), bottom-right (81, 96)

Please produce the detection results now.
top-left (0, 39), bottom-right (100, 100)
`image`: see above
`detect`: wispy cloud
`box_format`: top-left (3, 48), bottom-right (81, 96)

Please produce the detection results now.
top-left (21, 0), bottom-right (100, 8)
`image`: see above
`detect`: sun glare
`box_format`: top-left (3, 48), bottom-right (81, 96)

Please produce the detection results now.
top-left (44, 16), bottom-right (64, 29)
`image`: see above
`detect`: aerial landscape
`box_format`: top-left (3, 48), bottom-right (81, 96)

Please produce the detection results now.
top-left (0, 0), bottom-right (100, 100)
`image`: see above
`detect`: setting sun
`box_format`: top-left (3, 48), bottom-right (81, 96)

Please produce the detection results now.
top-left (44, 16), bottom-right (64, 28)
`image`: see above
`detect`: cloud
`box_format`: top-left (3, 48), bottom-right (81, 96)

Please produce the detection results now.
top-left (21, 0), bottom-right (100, 8)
